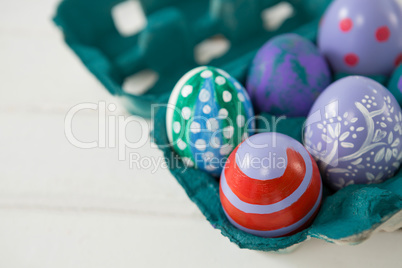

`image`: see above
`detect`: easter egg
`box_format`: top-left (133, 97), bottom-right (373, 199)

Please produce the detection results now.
top-left (318, 0), bottom-right (402, 76)
top-left (246, 33), bottom-right (331, 117)
top-left (388, 63), bottom-right (402, 106)
top-left (166, 66), bottom-right (255, 176)
top-left (304, 76), bottom-right (402, 190)
top-left (220, 133), bottom-right (322, 238)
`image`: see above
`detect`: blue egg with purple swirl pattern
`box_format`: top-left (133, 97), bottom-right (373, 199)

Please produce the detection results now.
top-left (246, 33), bottom-right (331, 117)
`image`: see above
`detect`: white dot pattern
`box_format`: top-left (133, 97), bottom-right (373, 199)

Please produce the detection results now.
top-left (199, 89), bottom-right (210, 102)
top-left (223, 91), bottom-right (232, 102)
top-left (201, 70), bottom-right (212, 78)
top-left (203, 105), bottom-right (211, 114)
top-left (173, 121), bottom-right (181, 133)
top-left (195, 139), bottom-right (207, 151)
top-left (181, 85), bottom-right (193, 97)
top-left (181, 107), bottom-right (191, 120)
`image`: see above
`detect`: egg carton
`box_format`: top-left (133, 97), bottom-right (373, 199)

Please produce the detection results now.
top-left (152, 106), bottom-right (402, 252)
top-left (53, 0), bottom-right (331, 118)
top-left (54, 0), bottom-right (402, 251)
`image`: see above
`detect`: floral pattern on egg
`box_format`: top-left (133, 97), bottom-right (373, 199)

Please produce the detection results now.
top-left (304, 76), bottom-right (402, 190)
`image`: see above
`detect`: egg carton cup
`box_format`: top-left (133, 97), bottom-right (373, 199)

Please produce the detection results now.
top-left (152, 105), bottom-right (402, 252)
top-left (53, 0), bottom-right (332, 118)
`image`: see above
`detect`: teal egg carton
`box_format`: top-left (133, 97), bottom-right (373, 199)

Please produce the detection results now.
top-left (53, 0), bottom-right (331, 118)
top-left (153, 106), bottom-right (402, 252)
top-left (54, 0), bottom-right (402, 251)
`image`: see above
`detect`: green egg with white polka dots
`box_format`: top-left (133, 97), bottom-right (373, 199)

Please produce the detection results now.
top-left (166, 66), bottom-right (255, 176)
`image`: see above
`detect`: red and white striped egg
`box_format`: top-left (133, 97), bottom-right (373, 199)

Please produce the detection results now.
top-left (220, 133), bottom-right (322, 238)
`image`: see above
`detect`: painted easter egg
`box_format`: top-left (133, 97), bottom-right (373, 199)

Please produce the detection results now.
top-left (166, 66), bottom-right (255, 176)
top-left (318, 0), bottom-right (402, 76)
top-left (304, 76), bottom-right (402, 190)
top-left (388, 63), bottom-right (402, 106)
top-left (220, 132), bottom-right (322, 238)
top-left (246, 33), bottom-right (331, 117)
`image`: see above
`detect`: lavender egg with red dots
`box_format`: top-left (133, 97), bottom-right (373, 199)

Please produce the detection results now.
top-left (246, 34), bottom-right (331, 117)
top-left (318, 0), bottom-right (402, 76)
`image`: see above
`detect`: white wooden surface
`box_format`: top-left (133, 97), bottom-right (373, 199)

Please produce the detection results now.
top-left (1, 0), bottom-right (402, 267)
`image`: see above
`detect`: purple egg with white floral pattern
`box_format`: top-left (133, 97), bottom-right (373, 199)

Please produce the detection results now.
top-left (318, 0), bottom-right (402, 75)
top-left (166, 66), bottom-right (255, 176)
top-left (304, 76), bottom-right (402, 190)
top-left (246, 33), bottom-right (331, 117)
